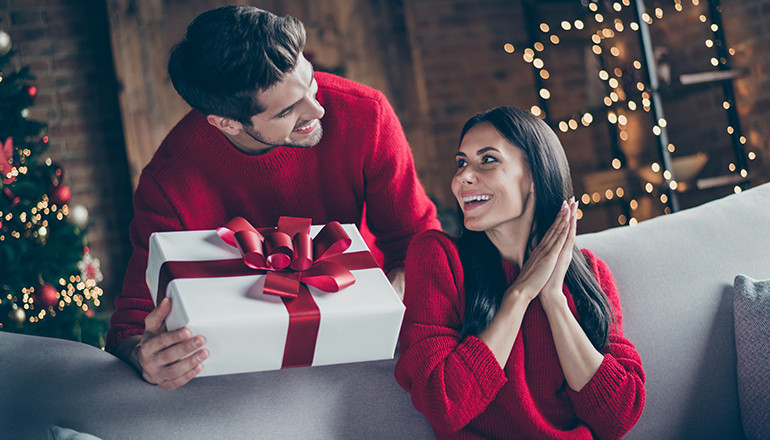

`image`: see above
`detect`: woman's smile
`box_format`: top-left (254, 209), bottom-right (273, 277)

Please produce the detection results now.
top-left (461, 193), bottom-right (494, 211)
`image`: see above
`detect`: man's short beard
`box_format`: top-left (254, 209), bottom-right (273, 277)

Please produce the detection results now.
top-left (242, 122), bottom-right (323, 149)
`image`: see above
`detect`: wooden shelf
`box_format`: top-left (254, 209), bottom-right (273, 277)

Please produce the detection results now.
top-left (679, 69), bottom-right (747, 86)
top-left (696, 174), bottom-right (749, 190)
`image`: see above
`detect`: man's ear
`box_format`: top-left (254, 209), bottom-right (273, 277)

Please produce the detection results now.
top-left (206, 115), bottom-right (243, 136)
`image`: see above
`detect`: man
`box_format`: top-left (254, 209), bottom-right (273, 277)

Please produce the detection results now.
top-left (107, 5), bottom-right (440, 390)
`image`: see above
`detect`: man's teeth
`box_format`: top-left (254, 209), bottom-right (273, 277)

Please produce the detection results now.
top-left (463, 195), bottom-right (491, 204)
top-left (295, 121), bottom-right (313, 131)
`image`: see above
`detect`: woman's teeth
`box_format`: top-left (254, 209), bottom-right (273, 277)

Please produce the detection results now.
top-left (463, 195), bottom-right (491, 204)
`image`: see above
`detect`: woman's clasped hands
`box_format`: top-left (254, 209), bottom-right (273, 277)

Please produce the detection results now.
top-left (505, 197), bottom-right (579, 307)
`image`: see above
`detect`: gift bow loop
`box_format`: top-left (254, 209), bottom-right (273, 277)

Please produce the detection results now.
top-left (216, 217), bottom-right (358, 298)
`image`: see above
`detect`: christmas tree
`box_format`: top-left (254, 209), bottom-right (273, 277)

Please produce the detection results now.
top-left (0, 28), bottom-right (106, 347)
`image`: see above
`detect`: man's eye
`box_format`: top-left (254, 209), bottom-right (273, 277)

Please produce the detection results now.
top-left (277, 111), bottom-right (291, 119)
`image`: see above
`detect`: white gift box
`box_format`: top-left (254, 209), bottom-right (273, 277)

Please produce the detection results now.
top-left (146, 223), bottom-right (405, 377)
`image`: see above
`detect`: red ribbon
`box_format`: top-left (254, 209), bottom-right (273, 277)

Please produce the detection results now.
top-left (155, 217), bottom-right (379, 368)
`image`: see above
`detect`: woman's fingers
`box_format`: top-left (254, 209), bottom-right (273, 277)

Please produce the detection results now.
top-left (526, 201), bottom-right (568, 263)
top-left (510, 199), bottom-right (577, 301)
top-left (542, 199), bottom-right (579, 295)
top-left (540, 201), bottom-right (570, 245)
top-left (564, 197), bottom-right (580, 252)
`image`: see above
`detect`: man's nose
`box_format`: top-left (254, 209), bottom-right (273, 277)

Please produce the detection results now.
top-left (303, 96), bottom-right (324, 120)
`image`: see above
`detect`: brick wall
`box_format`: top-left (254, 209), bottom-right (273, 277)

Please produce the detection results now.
top-left (0, 0), bottom-right (133, 310)
top-left (723, 0), bottom-right (770, 172)
top-left (405, 0), bottom-right (770, 232)
top-left (1, 0), bottom-right (769, 314)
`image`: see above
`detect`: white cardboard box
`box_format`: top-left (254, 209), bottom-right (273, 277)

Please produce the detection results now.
top-left (146, 223), bottom-right (405, 377)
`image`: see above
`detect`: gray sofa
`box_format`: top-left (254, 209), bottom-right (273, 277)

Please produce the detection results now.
top-left (2, 182), bottom-right (769, 439)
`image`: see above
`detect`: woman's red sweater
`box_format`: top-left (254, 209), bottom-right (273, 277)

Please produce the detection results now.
top-left (395, 230), bottom-right (645, 439)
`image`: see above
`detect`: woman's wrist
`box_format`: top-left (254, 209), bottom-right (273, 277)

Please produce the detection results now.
top-left (502, 286), bottom-right (533, 310)
top-left (539, 288), bottom-right (568, 313)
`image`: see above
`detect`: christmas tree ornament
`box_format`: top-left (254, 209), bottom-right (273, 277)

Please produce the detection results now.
top-left (2, 187), bottom-right (19, 206)
top-left (50, 184), bottom-right (71, 205)
top-left (78, 250), bottom-right (103, 283)
top-left (50, 162), bottom-right (63, 186)
top-left (1, 137), bottom-right (14, 184)
top-left (71, 204), bottom-right (89, 229)
top-left (35, 283), bottom-right (59, 309)
top-left (10, 307), bottom-right (26, 324)
top-left (0, 30), bottom-right (11, 56)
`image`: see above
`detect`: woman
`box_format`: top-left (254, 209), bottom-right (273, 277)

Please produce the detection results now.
top-left (395, 106), bottom-right (645, 439)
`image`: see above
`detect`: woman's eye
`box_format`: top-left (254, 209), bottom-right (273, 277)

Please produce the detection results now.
top-left (482, 155), bottom-right (498, 164)
top-left (456, 159), bottom-right (467, 168)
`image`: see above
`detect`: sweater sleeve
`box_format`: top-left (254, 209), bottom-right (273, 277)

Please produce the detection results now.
top-left (105, 172), bottom-right (184, 353)
top-left (362, 92), bottom-right (440, 273)
top-left (394, 231), bottom-right (507, 433)
top-left (567, 250), bottom-right (646, 439)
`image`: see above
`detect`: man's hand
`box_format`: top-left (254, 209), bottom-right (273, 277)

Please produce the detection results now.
top-left (117, 298), bottom-right (208, 391)
top-left (387, 266), bottom-right (406, 301)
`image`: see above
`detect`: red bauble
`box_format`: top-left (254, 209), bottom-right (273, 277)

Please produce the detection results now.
top-left (50, 184), bottom-right (71, 205)
top-left (36, 284), bottom-right (59, 308)
top-left (2, 187), bottom-right (19, 207)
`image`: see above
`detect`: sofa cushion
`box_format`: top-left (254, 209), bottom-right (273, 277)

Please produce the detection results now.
top-left (734, 275), bottom-right (770, 440)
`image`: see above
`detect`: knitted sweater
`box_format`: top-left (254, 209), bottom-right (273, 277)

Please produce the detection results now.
top-left (106, 72), bottom-right (440, 352)
top-left (395, 230), bottom-right (645, 439)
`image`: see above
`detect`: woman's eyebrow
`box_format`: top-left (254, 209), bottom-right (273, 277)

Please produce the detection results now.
top-left (475, 146), bottom-right (500, 155)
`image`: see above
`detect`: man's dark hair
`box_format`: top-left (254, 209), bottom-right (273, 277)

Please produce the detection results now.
top-left (168, 6), bottom-right (306, 123)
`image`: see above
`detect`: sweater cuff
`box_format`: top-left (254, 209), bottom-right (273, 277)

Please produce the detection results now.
top-left (567, 354), bottom-right (626, 409)
top-left (105, 327), bottom-right (143, 354)
top-left (457, 336), bottom-right (508, 399)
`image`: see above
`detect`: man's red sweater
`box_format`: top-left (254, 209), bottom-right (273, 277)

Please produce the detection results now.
top-left (106, 72), bottom-right (440, 352)
top-left (395, 230), bottom-right (645, 439)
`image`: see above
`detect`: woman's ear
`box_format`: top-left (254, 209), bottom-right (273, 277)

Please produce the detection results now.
top-left (206, 115), bottom-right (243, 136)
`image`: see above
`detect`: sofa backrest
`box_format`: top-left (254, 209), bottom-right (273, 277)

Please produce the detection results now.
top-left (576, 182), bottom-right (770, 440)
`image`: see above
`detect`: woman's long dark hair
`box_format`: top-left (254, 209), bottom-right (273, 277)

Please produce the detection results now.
top-left (457, 106), bottom-right (615, 351)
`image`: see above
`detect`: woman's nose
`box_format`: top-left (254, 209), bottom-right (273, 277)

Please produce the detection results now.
top-left (457, 166), bottom-right (476, 184)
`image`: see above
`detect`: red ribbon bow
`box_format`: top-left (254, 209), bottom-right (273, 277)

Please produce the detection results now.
top-left (216, 216), bottom-right (358, 299)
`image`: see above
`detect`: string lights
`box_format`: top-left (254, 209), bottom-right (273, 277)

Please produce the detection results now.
top-left (505, 0), bottom-right (752, 226)
top-left (1, 189), bottom-right (104, 324)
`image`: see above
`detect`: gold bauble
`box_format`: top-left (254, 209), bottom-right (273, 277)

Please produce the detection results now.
top-left (10, 307), bottom-right (26, 324)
